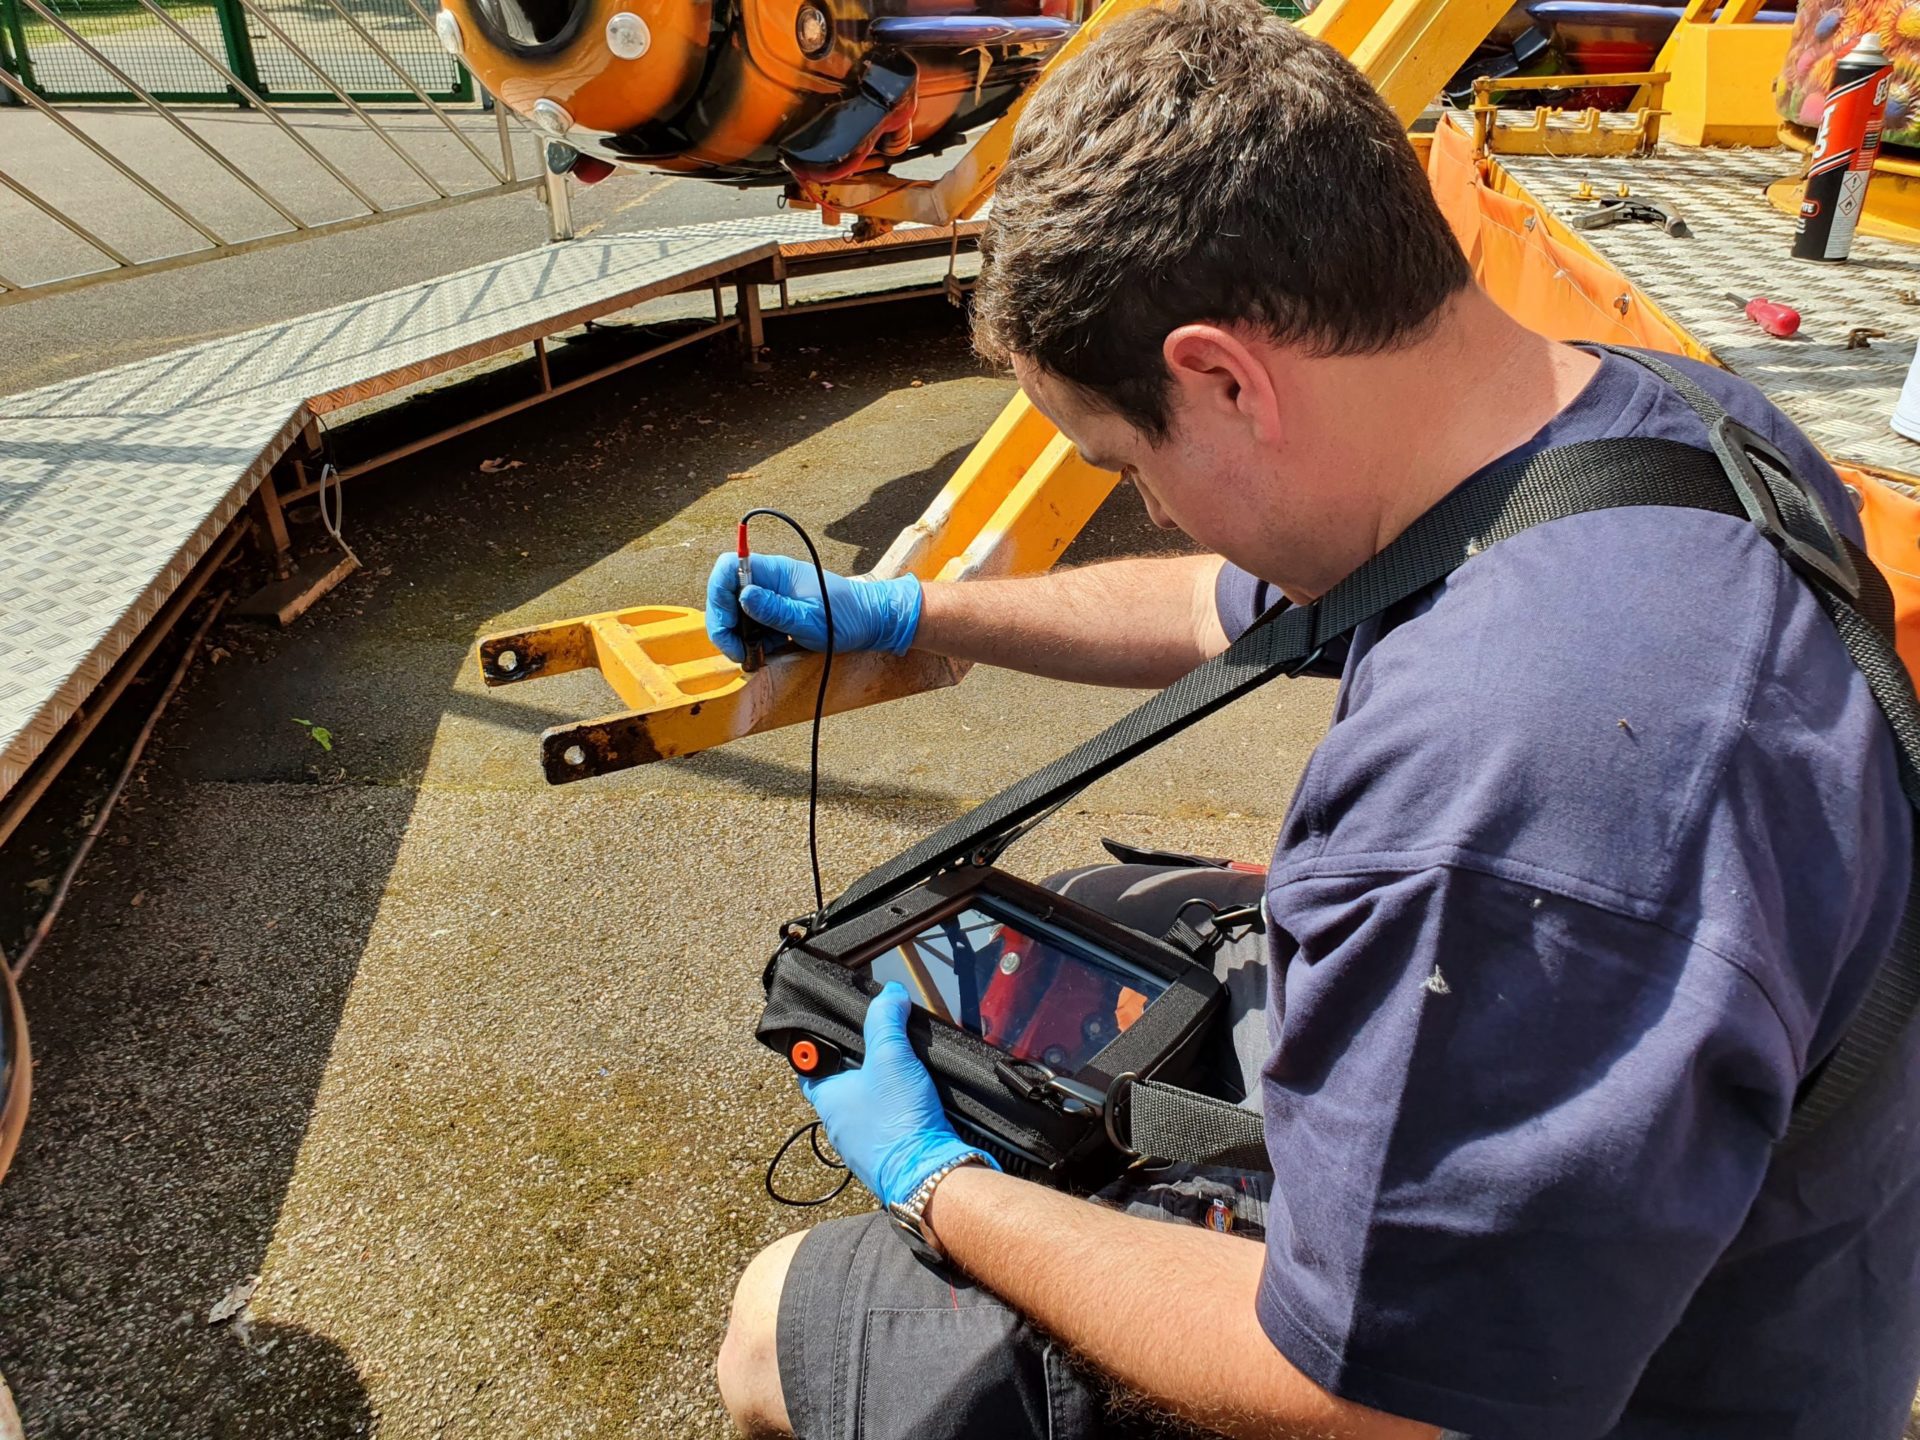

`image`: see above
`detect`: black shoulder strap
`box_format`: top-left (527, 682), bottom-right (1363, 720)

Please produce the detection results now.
top-left (821, 432), bottom-right (1765, 928)
top-left (1608, 349), bottom-right (1920, 1151)
top-left (822, 345), bottom-right (1920, 1165)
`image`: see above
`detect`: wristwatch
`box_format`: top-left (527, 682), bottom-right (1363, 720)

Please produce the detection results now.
top-left (886, 1152), bottom-right (992, 1264)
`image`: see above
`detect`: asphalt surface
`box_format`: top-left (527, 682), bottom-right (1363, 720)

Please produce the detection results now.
top-left (0, 298), bottom-right (1338, 1437)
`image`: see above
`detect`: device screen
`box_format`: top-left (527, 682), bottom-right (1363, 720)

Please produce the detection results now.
top-left (865, 903), bottom-right (1168, 1072)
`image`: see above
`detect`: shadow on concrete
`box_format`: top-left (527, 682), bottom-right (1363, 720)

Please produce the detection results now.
top-left (672, 744), bottom-right (974, 819)
top-left (0, 753), bottom-right (389, 1436)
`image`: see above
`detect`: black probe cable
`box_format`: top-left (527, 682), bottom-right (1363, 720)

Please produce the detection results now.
top-left (739, 509), bottom-right (853, 1207)
top-left (738, 507), bottom-right (834, 922)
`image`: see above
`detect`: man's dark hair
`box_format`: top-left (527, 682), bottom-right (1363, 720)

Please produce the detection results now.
top-left (972, 0), bottom-right (1471, 437)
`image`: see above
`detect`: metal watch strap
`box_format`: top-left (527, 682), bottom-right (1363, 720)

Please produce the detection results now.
top-left (886, 1152), bottom-right (991, 1262)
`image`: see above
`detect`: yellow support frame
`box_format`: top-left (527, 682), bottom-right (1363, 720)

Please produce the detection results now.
top-left (1470, 71), bottom-right (1670, 158)
top-left (479, 392), bottom-right (1118, 781)
top-left (479, 0), bottom-right (1513, 783)
top-left (1635, 0), bottom-right (1791, 147)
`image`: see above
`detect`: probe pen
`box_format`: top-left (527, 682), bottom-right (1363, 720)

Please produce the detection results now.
top-left (737, 521), bottom-right (767, 673)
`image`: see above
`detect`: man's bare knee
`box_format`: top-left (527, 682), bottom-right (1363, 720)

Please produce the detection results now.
top-left (718, 1229), bottom-right (808, 1437)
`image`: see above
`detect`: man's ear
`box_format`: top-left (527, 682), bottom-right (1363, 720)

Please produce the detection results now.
top-left (1162, 324), bottom-right (1281, 446)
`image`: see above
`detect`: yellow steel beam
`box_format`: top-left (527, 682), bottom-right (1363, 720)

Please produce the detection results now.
top-left (1299, 0), bottom-right (1396, 56)
top-left (1346, 0), bottom-right (1512, 127)
top-left (482, 0), bottom-right (1508, 783)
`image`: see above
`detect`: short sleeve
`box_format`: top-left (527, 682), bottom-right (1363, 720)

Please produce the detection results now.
top-left (1257, 863), bottom-right (1799, 1438)
top-left (1213, 563), bottom-right (1347, 677)
top-left (1214, 562), bottom-right (1275, 643)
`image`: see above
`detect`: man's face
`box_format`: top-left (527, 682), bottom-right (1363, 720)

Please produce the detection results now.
top-left (1012, 355), bottom-right (1256, 558)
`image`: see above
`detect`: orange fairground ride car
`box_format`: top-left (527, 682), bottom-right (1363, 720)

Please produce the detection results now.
top-left (434, 0), bottom-right (1085, 189)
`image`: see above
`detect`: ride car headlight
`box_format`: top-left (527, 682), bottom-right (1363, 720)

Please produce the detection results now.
top-left (795, 3), bottom-right (831, 58)
top-left (605, 11), bottom-right (651, 60)
top-left (530, 98), bottom-right (574, 135)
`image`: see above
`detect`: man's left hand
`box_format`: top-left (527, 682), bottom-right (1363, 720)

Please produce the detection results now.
top-left (799, 982), bottom-right (997, 1208)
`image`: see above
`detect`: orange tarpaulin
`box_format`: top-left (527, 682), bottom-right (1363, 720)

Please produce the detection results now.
top-left (1846, 465), bottom-right (1920, 679)
top-left (1426, 120), bottom-right (1920, 676)
top-left (1427, 121), bottom-right (1684, 350)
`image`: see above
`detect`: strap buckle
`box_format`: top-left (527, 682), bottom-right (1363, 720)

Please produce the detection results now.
top-left (1709, 416), bottom-right (1859, 601)
top-left (1285, 641), bottom-right (1329, 679)
top-left (992, 1057), bottom-right (1105, 1118)
top-left (1103, 1071), bottom-right (1141, 1158)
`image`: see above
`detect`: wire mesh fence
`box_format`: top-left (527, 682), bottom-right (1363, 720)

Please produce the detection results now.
top-left (0, 0), bottom-right (558, 302)
top-left (0, 0), bottom-right (469, 103)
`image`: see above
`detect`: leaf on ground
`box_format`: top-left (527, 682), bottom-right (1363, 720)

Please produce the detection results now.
top-left (478, 458), bottom-right (525, 473)
top-left (207, 1276), bottom-right (258, 1325)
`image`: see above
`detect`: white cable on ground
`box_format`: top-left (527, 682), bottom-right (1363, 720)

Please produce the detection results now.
top-left (316, 461), bottom-right (360, 568)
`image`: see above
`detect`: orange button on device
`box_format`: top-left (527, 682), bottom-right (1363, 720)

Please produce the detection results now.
top-left (790, 1039), bottom-right (821, 1074)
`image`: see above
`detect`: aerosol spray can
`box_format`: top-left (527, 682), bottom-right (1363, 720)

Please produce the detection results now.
top-left (1793, 32), bottom-right (1894, 262)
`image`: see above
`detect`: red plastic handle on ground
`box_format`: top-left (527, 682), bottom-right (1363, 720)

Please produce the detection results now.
top-left (1727, 292), bottom-right (1801, 339)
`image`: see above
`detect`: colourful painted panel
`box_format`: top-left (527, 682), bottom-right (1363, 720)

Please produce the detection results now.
top-left (1780, 0), bottom-right (1917, 149)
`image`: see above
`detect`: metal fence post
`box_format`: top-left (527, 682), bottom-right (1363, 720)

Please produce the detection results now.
top-left (542, 169), bottom-right (574, 242)
top-left (0, 0), bottom-right (36, 101)
top-left (211, 0), bottom-right (264, 104)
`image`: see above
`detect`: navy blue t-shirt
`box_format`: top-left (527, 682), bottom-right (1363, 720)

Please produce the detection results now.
top-left (1216, 349), bottom-right (1920, 1439)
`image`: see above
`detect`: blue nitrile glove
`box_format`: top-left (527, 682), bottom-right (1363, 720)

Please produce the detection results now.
top-left (799, 982), bottom-right (998, 1209)
top-left (705, 553), bottom-right (922, 664)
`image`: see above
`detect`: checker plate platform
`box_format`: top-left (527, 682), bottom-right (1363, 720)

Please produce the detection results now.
top-left (1494, 143), bottom-right (1920, 477)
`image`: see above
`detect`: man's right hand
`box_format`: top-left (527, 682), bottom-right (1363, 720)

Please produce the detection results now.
top-left (705, 553), bottom-right (922, 664)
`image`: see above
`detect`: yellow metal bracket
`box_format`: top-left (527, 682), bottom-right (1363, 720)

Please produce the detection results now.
top-left (1471, 71), bottom-right (1669, 158)
top-left (1763, 126), bottom-right (1920, 249)
top-left (478, 394), bottom-right (1120, 783)
top-left (1630, 0), bottom-right (1788, 143)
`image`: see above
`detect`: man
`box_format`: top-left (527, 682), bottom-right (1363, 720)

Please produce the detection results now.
top-left (704, 2), bottom-right (1920, 1436)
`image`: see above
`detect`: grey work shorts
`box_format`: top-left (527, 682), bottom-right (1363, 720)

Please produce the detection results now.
top-left (773, 862), bottom-right (1273, 1440)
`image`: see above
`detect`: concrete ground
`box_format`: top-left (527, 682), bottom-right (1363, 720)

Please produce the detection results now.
top-left (0, 297), bottom-right (1337, 1437)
